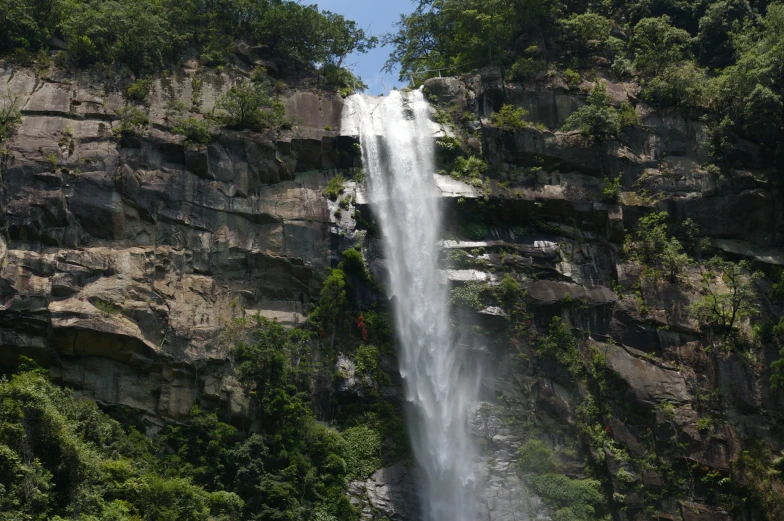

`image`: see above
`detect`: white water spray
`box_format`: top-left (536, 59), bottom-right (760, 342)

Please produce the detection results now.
top-left (342, 90), bottom-right (481, 521)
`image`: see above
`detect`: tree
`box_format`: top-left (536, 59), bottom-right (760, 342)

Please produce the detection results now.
top-left (322, 11), bottom-right (378, 69)
top-left (631, 15), bottom-right (691, 76)
top-left (215, 80), bottom-right (286, 131)
top-left (696, 0), bottom-right (754, 68)
top-left (623, 211), bottom-right (692, 283)
top-left (690, 257), bottom-right (761, 333)
top-left (561, 82), bottom-right (620, 141)
top-left (558, 12), bottom-right (613, 66)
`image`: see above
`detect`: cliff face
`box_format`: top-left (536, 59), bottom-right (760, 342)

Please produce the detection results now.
top-left (2, 62), bottom-right (784, 521)
top-left (418, 69), bottom-right (784, 521)
top-left (0, 64), bottom-right (355, 426)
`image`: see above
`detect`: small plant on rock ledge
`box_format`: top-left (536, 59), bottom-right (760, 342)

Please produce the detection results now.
top-left (602, 175), bottom-right (622, 203)
top-left (490, 104), bottom-right (531, 130)
top-left (324, 174), bottom-right (346, 201)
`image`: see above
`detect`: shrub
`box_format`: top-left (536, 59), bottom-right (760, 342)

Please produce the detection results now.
top-left (114, 105), bottom-right (150, 138)
top-left (451, 281), bottom-right (489, 310)
top-left (460, 222), bottom-right (488, 240)
top-left (450, 156), bottom-right (487, 181)
top-left (127, 78), bottom-right (153, 101)
top-left (564, 68), bottom-right (581, 89)
top-left (324, 174), bottom-right (346, 201)
top-left (172, 117), bottom-right (213, 145)
top-left (536, 317), bottom-right (582, 376)
top-left (340, 248), bottom-right (367, 278)
top-left (518, 440), bottom-right (558, 474)
top-left (611, 57), bottom-right (634, 80)
top-left (509, 47), bottom-right (546, 81)
top-left (518, 439), bottom-right (606, 521)
top-left (491, 104), bottom-right (531, 130)
top-left (341, 425), bottom-right (382, 481)
top-left (623, 211), bottom-right (691, 283)
top-left (216, 80), bottom-right (287, 131)
top-left (602, 175), bottom-right (622, 203)
top-left (618, 102), bottom-right (640, 127)
top-left (561, 83), bottom-right (620, 141)
top-left (500, 274), bottom-right (521, 302)
top-left (436, 135), bottom-right (462, 166)
top-left (639, 63), bottom-right (708, 109)
top-left (0, 89), bottom-right (22, 141)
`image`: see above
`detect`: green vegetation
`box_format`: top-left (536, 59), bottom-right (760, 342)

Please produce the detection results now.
top-left (127, 77), bottom-right (153, 101)
top-left (386, 0), bottom-right (784, 181)
top-left (690, 257), bottom-right (761, 334)
top-left (535, 317), bottom-right (582, 376)
top-left (563, 68), bottom-right (581, 89)
top-left (172, 117), bottom-right (213, 145)
top-left (601, 175), bottom-right (622, 203)
top-left (518, 440), bottom-right (608, 521)
top-left (624, 211), bottom-right (691, 283)
top-left (0, 89), bottom-right (22, 141)
top-left (0, 370), bottom-right (242, 520)
top-left (0, 0), bottom-right (376, 81)
top-left (449, 156), bottom-right (487, 185)
top-left (459, 222), bottom-right (488, 240)
top-left (114, 105), bottom-right (149, 139)
top-left (340, 248), bottom-right (367, 279)
top-left (324, 174), bottom-right (346, 201)
top-left (561, 83), bottom-right (621, 141)
top-left (490, 104), bottom-right (531, 130)
top-left (215, 81), bottom-right (288, 132)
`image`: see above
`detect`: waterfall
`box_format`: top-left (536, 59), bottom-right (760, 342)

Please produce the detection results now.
top-left (342, 90), bottom-right (481, 521)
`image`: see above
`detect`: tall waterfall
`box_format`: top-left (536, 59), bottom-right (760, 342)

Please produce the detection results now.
top-left (342, 90), bottom-right (481, 521)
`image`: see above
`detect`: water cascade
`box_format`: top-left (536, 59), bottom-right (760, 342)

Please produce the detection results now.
top-left (342, 90), bottom-right (481, 521)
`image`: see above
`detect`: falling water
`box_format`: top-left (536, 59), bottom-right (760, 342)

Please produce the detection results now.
top-left (342, 90), bottom-right (481, 521)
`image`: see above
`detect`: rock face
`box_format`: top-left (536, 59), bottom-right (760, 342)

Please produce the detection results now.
top-left (3, 63), bottom-right (784, 521)
top-left (0, 64), bottom-right (356, 424)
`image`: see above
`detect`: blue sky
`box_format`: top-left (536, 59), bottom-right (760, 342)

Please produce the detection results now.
top-left (316, 0), bottom-right (414, 95)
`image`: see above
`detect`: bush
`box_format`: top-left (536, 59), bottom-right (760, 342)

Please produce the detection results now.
top-left (518, 440), bottom-right (558, 474)
top-left (340, 248), bottom-right (367, 278)
top-left (324, 174), bottom-right (346, 201)
top-left (536, 317), bottom-right (582, 376)
top-left (602, 175), bottom-right (622, 202)
top-left (610, 57), bottom-right (634, 80)
top-left (561, 83), bottom-right (620, 140)
top-left (0, 89), bottom-right (22, 141)
top-left (127, 77), bottom-right (153, 101)
top-left (460, 222), bottom-right (488, 240)
top-left (341, 425), bottom-right (382, 481)
top-left (639, 63), bottom-right (708, 109)
top-left (623, 211), bottom-right (691, 283)
top-left (618, 102), bottom-right (640, 127)
top-left (450, 156), bottom-right (487, 181)
top-left (518, 439), bottom-right (606, 521)
top-left (509, 47), bottom-right (546, 81)
top-left (172, 117), bottom-right (213, 145)
top-left (114, 105), bottom-right (149, 138)
top-left (564, 68), bottom-right (581, 89)
top-left (216, 80), bottom-right (287, 131)
top-left (491, 104), bottom-right (530, 130)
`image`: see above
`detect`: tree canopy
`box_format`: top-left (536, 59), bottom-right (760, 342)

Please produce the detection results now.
top-left (0, 0), bottom-right (377, 76)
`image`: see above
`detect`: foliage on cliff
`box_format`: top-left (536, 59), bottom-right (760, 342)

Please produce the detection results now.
top-left (0, 0), bottom-right (376, 77)
top-left (386, 0), bottom-right (784, 178)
